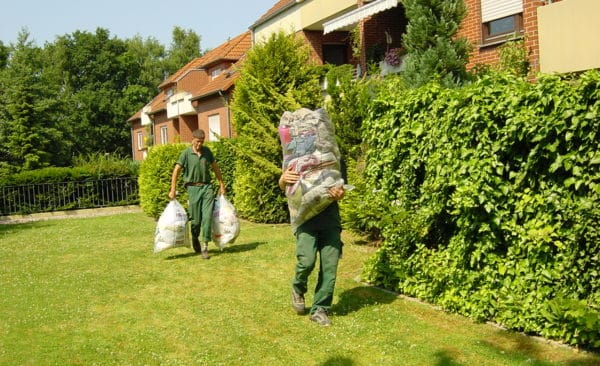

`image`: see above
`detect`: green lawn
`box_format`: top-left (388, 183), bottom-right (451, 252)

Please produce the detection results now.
top-left (0, 212), bottom-right (598, 365)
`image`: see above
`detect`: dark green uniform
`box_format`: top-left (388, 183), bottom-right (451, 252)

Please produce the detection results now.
top-left (176, 146), bottom-right (216, 244)
top-left (292, 202), bottom-right (342, 315)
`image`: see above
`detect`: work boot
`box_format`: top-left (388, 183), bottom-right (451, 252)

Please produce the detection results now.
top-left (201, 242), bottom-right (210, 259)
top-left (291, 287), bottom-right (305, 314)
top-left (310, 308), bottom-right (331, 326)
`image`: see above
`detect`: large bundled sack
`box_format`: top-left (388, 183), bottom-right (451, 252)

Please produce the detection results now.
top-left (279, 108), bottom-right (344, 231)
top-left (211, 195), bottom-right (240, 249)
top-left (154, 200), bottom-right (189, 253)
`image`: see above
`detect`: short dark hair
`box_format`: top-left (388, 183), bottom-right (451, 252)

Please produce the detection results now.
top-left (192, 129), bottom-right (205, 139)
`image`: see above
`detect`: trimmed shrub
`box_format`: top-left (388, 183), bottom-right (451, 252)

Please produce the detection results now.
top-left (138, 143), bottom-right (188, 220)
top-left (361, 70), bottom-right (600, 349)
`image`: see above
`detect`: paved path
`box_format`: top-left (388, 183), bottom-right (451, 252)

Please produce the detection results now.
top-left (0, 205), bottom-right (142, 224)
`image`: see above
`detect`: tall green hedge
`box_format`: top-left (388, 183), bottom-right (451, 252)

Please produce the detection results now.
top-left (361, 70), bottom-right (600, 349)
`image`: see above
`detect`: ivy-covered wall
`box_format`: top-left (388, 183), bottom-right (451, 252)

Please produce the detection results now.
top-left (361, 70), bottom-right (600, 349)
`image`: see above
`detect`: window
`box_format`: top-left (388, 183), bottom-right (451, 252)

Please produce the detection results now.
top-left (211, 67), bottom-right (223, 79)
top-left (160, 126), bottom-right (168, 144)
top-left (322, 44), bottom-right (348, 66)
top-left (481, 0), bottom-right (523, 44)
top-left (482, 14), bottom-right (523, 44)
top-left (137, 132), bottom-right (144, 150)
top-left (208, 114), bottom-right (221, 141)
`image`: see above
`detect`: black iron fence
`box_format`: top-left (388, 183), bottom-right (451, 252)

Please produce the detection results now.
top-left (1, 177), bottom-right (139, 216)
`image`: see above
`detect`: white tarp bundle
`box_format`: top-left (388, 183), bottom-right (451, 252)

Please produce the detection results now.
top-left (154, 200), bottom-right (189, 253)
top-left (279, 108), bottom-right (344, 231)
top-left (211, 194), bottom-right (240, 249)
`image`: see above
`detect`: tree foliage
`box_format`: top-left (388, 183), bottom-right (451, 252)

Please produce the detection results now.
top-left (401, 0), bottom-right (471, 87)
top-left (230, 31), bottom-right (322, 223)
top-left (0, 26), bottom-right (199, 175)
top-left (0, 31), bottom-right (65, 172)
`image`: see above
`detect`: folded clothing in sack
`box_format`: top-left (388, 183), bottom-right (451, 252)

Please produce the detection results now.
top-left (212, 195), bottom-right (240, 249)
top-left (279, 108), bottom-right (344, 231)
top-left (154, 200), bottom-right (189, 253)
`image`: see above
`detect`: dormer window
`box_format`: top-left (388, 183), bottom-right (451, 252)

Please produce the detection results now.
top-left (165, 87), bottom-right (175, 98)
top-left (211, 67), bottom-right (223, 79)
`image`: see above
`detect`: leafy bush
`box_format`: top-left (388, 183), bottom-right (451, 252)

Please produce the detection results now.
top-left (361, 70), bottom-right (600, 349)
top-left (138, 143), bottom-right (188, 219)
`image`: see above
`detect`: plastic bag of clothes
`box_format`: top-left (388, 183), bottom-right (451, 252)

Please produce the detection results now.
top-left (211, 195), bottom-right (240, 249)
top-left (154, 200), bottom-right (189, 253)
top-left (279, 108), bottom-right (344, 231)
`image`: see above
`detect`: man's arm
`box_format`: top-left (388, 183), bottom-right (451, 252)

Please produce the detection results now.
top-left (168, 164), bottom-right (182, 200)
top-left (211, 161), bottom-right (226, 195)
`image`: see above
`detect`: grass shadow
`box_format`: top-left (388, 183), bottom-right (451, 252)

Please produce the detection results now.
top-left (164, 251), bottom-right (199, 260)
top-left (0, 221), bottom-right (53, 233)
top-left (433, 350), bottom-right (465, 366)
top-left (320, 356), bottom-right (356, 366)
top-left (164, 241), bottom-right (268, 260)
top-left (479, 327), bottom-right (600, 366)
top-left (212, 241), bottom-right (268, 256)
top-left (333, 285), bottom-right (397, 316)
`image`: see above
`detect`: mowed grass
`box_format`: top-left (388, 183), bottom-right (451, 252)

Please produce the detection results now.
top-left (0, 212), bottom-right (598, 366)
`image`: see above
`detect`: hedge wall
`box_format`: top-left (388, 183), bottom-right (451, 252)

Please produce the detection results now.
top-left (361, 70), bottom-right (600, 349)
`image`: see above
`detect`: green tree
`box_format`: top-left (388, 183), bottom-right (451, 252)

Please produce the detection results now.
top-left (401, 0), bottom-right (471, 87)
top-left (0, 30), bottom-right (67, 171)
top-left (230, 31), bottom-right (322, 223)
top-left (0, 41), bottom-right (8, 69)
top-left (164, 27), bottom-right (202, 76)
top-left (51, 28), bottom-right (144, 157)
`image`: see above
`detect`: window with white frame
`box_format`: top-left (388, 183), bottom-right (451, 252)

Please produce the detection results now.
top-left (481, 0), bottom-right (523, 44)
top-left (208, 114), bottom-right (221, 141)
top-left (137, 132), bottom-right (144, 150)
top-left (211, 67), bottom-right (223, 80)
top-left (160, 126), bottom-right (168, 144)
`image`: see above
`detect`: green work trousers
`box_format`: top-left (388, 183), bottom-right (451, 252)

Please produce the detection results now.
top-left (187, 185), bottom-right (215, 244)
top-left (292, 203), bottom-right (342, 314)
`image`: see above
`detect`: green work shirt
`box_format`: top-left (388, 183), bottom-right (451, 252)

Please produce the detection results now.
top-left (176, 146), bottom-right (215, 184)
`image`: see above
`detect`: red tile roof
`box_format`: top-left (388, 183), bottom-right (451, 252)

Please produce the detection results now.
top-left (129, 31), bottom-right (251, 122)
top-left (159, 31), bottom-right (251, 89)
top-left (190, 59), bottom-right (244, 101)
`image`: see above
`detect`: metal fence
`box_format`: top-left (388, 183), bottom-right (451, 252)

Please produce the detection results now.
top-left (0, 177), bottom-right (139, 216)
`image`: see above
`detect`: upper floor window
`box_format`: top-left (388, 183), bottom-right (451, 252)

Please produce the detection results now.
top-left (211, 67), bottom-right (223, 79)
top-left (481, 0), bottom-right (523, 45)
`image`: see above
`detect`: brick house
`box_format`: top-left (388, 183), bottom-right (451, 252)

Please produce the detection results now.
top-left (128, 0), bottom-right (599, 160)
top-left (254, 0), bottom-right (599, 75)
top-left (128, 31), bottom-right (251, 161)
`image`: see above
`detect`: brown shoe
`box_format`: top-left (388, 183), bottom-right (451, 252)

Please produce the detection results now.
top-left (291, 287), bottom-right (305, 314)
top-left (201, 243), bottom-right (210, 259)
top-left (310, 308), bottom-right (331, 326)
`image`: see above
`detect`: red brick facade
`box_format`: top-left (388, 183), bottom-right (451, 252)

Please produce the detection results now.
top-left (458, 0), bottom-right (562, 73)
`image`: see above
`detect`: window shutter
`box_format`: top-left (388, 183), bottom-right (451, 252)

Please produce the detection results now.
top-left (481, 0), bottom-right (523, 22)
